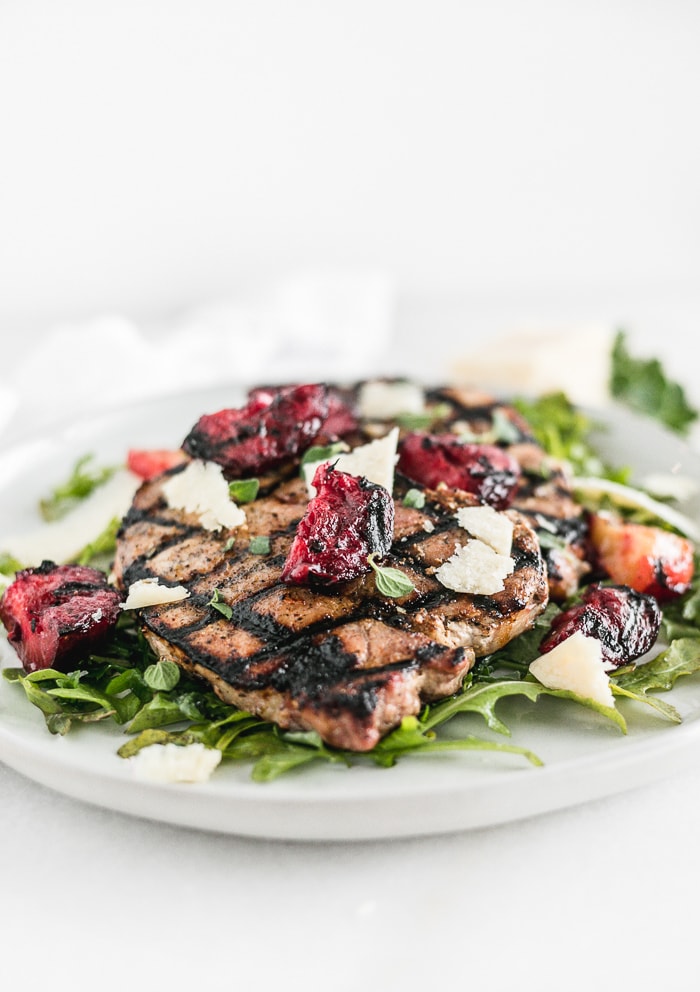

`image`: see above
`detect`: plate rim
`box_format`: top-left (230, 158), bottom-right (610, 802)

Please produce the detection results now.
top-left (1, 384), bottom-right (699, 840)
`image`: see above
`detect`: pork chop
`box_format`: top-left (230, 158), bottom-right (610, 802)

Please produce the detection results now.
top-left (114, 463), bottom-right (548, 751)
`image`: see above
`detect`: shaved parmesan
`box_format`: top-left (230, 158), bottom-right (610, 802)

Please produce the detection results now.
top-left (121, 577), bottom-right (190, 610)
top-left (529, 631), bottom-right (615, 708)
top-left (1, 469), bottom-right (140, 568)
top-left (435, 539), bottom-right (514, 595)
top-left (455, 505), bottom-right (513, 556)
top-left (303, 427), bottom-right (399, 496)
top-left (573, 475), bottom-right (700, 542)
top-left (163, 459), bottom-right (246, 531)
top-left (129, 742), bottom-right (222, 783)
top-left (358, 380), bottom-right (425, 420)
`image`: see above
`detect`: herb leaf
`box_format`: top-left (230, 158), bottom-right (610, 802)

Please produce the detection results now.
top-left (610, 330), bottom-right (698, 436)
top-left (367, 553), bottom-right (415, 598)
top-left (228, 479), bottom-right (260, 504)
top-left (249, 536), bottom-right (271, 555)
top-left (208, 589), bottom-right (233, 620)
top-left (300, 442), bottom-right (348, 471)
top-left (402, 488), bottom-right (426, 509)
top-left (144, 660), bottom-right (181, 692)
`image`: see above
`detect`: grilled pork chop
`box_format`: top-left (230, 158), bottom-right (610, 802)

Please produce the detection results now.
top-left (114, 463), bottom-right (548, 751)
top-left (422, 386), bottom-right (591, 599)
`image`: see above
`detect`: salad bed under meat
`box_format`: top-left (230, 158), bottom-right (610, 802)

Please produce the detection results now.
top-left (1, 359), bottom-right (699, 782)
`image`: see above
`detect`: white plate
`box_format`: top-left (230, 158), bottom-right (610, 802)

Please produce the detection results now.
top-left (0, 387), bottom-right (699, 841)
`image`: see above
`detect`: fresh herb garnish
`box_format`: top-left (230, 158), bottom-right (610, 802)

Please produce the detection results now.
top-left (208, 589), bottom-right (233, 620)
top-left (249, 536), bottom-right (271, 555)
top-left (610, 330), bottom-right (698, 437)
top-left (228, 479), bottom-right (260, 504)
top-left (402, 488), bottom-right (426, 509)
top-left (367, 553), bottom-right (415, 598)
top-left (300, 443), bottom-right (348, 472)
top-left (40, 454), bottom-right (119, 521)
top-left (143, 659), bottom-right (181, 692)
top-left (394, 403), bottom-right (452, 430)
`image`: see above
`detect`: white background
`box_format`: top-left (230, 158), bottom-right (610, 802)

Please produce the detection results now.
top-left (1, 1), bottom-right (698, 334)
top-left (2, 5), bottom-right (700, 992)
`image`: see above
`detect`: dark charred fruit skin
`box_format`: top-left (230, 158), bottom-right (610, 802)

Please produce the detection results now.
top-left (539, 583), bottom-right (661, 669)
top-left (0, 561), bottom-right (122, 673)
top-left (182, 383), bottom-right (330, 477)
top-left (248, 384), bottom-right (359, 441)
top-left (397, 432), bottom-right (520, 510)
top-left (282, 464), bottom-right (394, 586)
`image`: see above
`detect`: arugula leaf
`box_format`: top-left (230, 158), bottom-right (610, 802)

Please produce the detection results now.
top-left (369, 716), bottom-right (543, 768)
top-left (613, 639), bottom-right (700, 697)
top-left (75, 516), bottom-right (120, 568)
top-left (40, 454), bottom-right (119, 521)
top-left (512, 392), bottom-right (628, 481)
top-left (610, 330), bottom-right (698, 436)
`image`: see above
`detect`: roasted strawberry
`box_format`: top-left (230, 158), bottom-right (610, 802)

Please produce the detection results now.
top-left (0, 561), bottom-right (122, 673)
top-left (282, 464), bottom-right (394, 586)
top-left (127, 448), bottom-right (188, 480)
top-left (183, 383), bottom-right (329, 476)
top-left (589, 512), bottom-right (694, 601)
top-left (397, 432), bottom-right (520, 509)
top-left (540, 583), bottom-right (661, 669)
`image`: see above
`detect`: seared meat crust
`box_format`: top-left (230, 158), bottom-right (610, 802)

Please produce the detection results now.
top-left (115, 465), bottom-right (548, 751)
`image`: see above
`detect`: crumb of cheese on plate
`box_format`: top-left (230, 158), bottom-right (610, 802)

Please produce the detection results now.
top-left (129, 742), bottom-right (222, 783)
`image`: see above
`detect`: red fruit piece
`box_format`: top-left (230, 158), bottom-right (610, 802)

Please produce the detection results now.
top-left (127, 448), bottom-right (188, 480)
top-left (282, 464), bottom-right (394, 586)
top-left (397, 432), bottom-right (520, 509)
top-left (183, 383), bottom-right (329, 476)
top-left (540, 583), bottom-right (661, 669)
top-left (248, 385), bottom-right (358, 441)
top-left (589, 512), bottom-right (694, 601)
top-left (0, 561), bottom-right (122, 673)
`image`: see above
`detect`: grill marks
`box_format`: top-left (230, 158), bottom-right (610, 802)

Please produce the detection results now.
top-left (116, 459), bottom-right (548, 750)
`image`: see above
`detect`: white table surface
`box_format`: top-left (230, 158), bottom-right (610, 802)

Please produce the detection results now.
top-left (2, 292), bottom-right (700, 991)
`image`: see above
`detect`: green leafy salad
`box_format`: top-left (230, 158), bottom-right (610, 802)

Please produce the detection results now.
top-left (1, 332), bottom-right (699, 783)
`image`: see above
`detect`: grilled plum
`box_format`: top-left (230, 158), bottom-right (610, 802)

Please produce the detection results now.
top-left (540, 583), bottom-right (661, 669)
top-left (589, 512), bottom-right (694, 601)
top-left (397, 432), bottom-right (520, 509)
top-left (0, 561), bottom-right (122, 673)
top-left (282, 464), bottom-right (394, 586)
top-left (248, 384), bottom-right (358, 441)
top-left (182, 383), bottom-right (330, 476)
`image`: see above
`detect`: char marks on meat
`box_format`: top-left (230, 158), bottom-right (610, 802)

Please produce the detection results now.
top-left (115, 455), bottom-right (548, 750)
